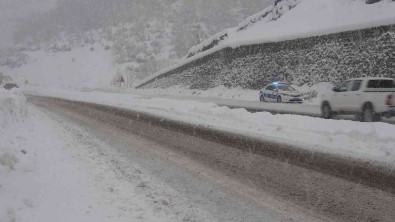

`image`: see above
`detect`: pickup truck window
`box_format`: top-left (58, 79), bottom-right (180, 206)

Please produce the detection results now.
top-left (351, 80), bottom-right (362, 91)
top-left (380, 80), bottom-right (395, 88)
top-left (367, 80), bottom-right (395, 88)
top-left (339, 81), bottom-right (351, 92)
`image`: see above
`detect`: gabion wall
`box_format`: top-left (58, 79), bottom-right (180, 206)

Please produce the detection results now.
top-left (138, 24), bottom-right (395, 90)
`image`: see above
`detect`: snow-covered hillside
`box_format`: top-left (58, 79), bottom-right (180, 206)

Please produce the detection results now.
top-left (0, 44), bottom-right (115, 89)
top-left (187, 0), bottom-right (395, 58)
top-left (2, 0), bottom-right (395, 91)
top-left (0, 19), bottom-right (180, 89)
top-left (0, 0), bottom-right (273, 88)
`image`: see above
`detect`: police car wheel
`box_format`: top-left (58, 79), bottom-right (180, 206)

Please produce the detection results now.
top-left (260, 95), bottom-right (265, 102)
top-left (277, 96), bottom-right (282, 103)
top-left (321, 103), bottom-right (332, 119)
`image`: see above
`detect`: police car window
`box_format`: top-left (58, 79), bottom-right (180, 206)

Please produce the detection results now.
top-left (351, 80), bottom-right (362, 91)
top-left (277, 85), bottom-right (295, 92)
top-left (266, 85), bottom-right (274, 90)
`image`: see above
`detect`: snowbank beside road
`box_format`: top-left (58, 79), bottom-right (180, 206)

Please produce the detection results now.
top-left (0, 90), bottom-right (115, 222)
top-left (103, 82), bottom-right (333, 106)
top-left (0, 89), bottom-right (31, 221)
top-left (26, 88), bottom-right (395, 168)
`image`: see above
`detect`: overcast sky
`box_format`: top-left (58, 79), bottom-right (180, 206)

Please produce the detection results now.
top-left (0, 0), bottom-right (57, 50)
top-left (0, 0), bottom-right (274, 52)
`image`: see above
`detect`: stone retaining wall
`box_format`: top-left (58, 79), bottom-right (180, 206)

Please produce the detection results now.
top-left (138, 24), bottom-right (395, 89)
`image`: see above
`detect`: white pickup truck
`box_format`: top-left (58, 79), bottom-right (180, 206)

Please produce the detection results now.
top-left (321, 77), bottom-right (395, 122)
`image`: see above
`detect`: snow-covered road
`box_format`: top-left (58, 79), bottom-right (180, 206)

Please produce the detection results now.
top-left (27, 95), bottom-right (395, 222)
top-left (25, 88), bottom-right (395, 169)
top-left (2, 95), bottom-right (319, 221)
top-left (4, 89), bottom-right (395, 221)
top-left (33, 101), bottom-right (324, 222)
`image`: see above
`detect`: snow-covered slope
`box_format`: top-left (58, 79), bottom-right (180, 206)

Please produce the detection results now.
top-left (187, 0), bottom-right (395, 58)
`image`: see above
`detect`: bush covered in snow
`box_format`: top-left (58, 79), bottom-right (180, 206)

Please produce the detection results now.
top-left (0, 51), bottom-right (29, 69)
top-left (0, 89), bottom-right (27, 127)
top-left (0, 89), bottom-right (28, 172)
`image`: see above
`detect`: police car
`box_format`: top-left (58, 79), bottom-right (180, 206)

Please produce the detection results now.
top-left (259, 82), bottom-right (303, 103)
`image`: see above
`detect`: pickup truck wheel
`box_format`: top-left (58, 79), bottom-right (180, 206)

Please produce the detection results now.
top-left (321, 103), bottom-right (332, 119)
top-left (363, 105), bottom-right (375, 122)
top-left (260, 95), bottom-right (265, 102)
top-left (355, 113), bottom-right (364, 122)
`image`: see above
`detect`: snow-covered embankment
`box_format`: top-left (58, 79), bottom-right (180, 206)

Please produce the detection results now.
top-left (0, 89), bottom-right (113, 222)
top-left (0, 89), bottom-right (30, 221)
